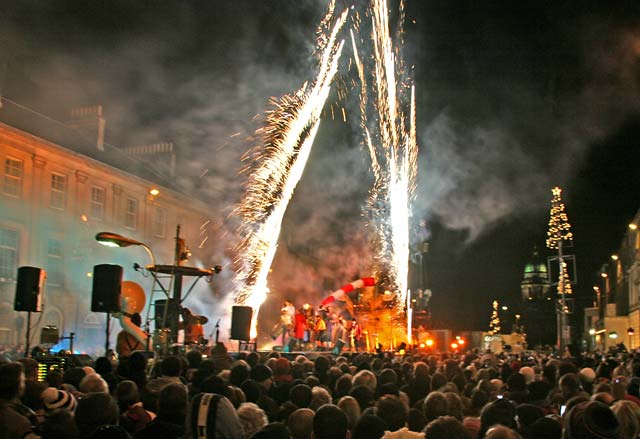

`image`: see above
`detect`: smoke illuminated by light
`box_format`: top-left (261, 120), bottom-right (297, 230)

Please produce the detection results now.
top-left (233, 2), bottom-right (348, 338)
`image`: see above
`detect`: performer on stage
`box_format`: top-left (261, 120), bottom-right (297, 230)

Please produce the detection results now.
top-left (293, 307), bottom-right (307, 351)
top-left (315, 313), bottom-right (327, 348)
top-left (116, 313), bottom-right (145, 358)
top-left (271, 299), bottom-right (295, 347)
top-left (349, 318), bottom-right (362, 352)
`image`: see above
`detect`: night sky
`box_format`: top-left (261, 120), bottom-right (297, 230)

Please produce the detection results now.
top-left (1, 1), bottom-right (639, 331)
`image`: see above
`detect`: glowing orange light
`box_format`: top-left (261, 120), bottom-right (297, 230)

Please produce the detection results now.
top-left (458, 339), bottom-right (465, 345)
top-left (419, 343), bottom-right (425, 348)
top-left (426, 339), bottom-right (434, 347)
top-left (451, 343), bottom-right (459, 349)
top-left (149, 188), bottom-right (160, 196)
top-left (81, 214), bottom-right (88, 222)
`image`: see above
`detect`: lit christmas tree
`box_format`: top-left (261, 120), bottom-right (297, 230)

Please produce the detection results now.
top-left (546, 187), bottom-right (573, 249)
top-left (546, 186), bottom-right (574, 353)
top-left (488, 300), bottom-right (501, 335)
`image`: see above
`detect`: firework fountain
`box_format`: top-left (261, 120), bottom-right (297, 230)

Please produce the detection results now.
top-left (233, 2), bottom-right (348, 338)
top-left (352, 0), bottom-right (418, 343)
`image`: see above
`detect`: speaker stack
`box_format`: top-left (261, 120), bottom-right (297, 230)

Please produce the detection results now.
top-left (230, 306), bottom-right (253, 341)
top-left (14, 266), bottom-right (46, 312)
top-left (91, 264), bottom-right (123, 313)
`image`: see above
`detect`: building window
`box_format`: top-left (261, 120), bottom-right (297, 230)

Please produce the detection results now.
top-left (46, 238), bottom-right (64, 287)
top-left (50, 173), bottom-right (67, 210)
top-left (153, 207), bottom-right (166, 238)
top-left (125, 197), bottom-right (138, 229)
top-left (3, 158), bottom-right (23, 198)
top-left (0, 228), bottom-right (19, 281)
top-left (90, 186), bottom-right (105, 220)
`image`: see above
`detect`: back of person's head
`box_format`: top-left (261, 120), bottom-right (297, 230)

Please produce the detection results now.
top-left (189, 393), bottom-right (242, 439)
top-left (250, 422), bottom-right (290, 439)
top-left (591, 392), bottom-right (614, 405)
top-left (75, 392), bottom-right (119, 438)
top-left (0, 362), bottom-right (24, 399)
top-left (559, 373), bottom-right (582, 398)
top-left (423, 391), bottom-right (448, 422)
top-left (352, 413), bottom-right (387, 439)
top-left (423, 415), bottom-right (471, 439)
top-left (312, 404), bottom-right (348, 439)
top-left (230, 363), bottom-right (250, 387)
top-left (63, 367), bottom-right (86, 389)
top-left (79, 373), bottom-right (109, 394)
top-left (115, 380), bottom-right (139, 413)
top-left (445, 392), bottom-right (464, 420)
top-left (527, 417), bottom-right (562, 439)
top-left (479, 398), bottom-right (517, 438)
top-left (515, 403), bottom-right (544, 434)
top-left (349, 385), bottom-right (374, 411)
top-left (158, 382), bottom-right (187, 421)
top-left (94, 357), bottom-right (112, 375)
top-left (40, 408), bottom-right (79, 439)
top-left (241, 379), bottom-right (262, 404)
top-left (484, 425), bottom-right (522, 439)
top-left (376, 395), bottom-right (407, 431)
top-left (564, 400), bottom-right (621, 439)
top-left (309, 386), bottom-right (332, 412)
top-left (352, 369), bottom-right (377, 393)
top-left (237, 402), bottom-right (268, 439)
top-left (160, 355), bottom-right (182, 377)
top-left (407, 407), bottom-right (427, 432)
top-left (337, 396), bottom-right (361, 432)
top-left (335, 375), bottom-right (353, 398)
top-left (290, 384), bottom-right (312, 408)
top-left (611, 400), bottom-right (640, 439)
top-left (287, 408), bottom-right (314, 439)
top-left (18, 357), bottom-right (39, 380)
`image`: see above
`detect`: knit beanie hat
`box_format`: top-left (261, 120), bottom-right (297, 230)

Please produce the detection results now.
top-left (41, 387), bottom-right (77, 413)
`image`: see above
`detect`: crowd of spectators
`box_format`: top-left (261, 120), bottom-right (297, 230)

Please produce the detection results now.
top-left (1, 343), bottom-right (639, 439)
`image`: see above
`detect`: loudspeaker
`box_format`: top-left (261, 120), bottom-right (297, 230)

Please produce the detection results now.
top-left (230, 306), bottom-right (253, 341)
top-left (154, 299), bottom-right (179, 330)
top-left (91, 264), bottom-right (123, 313)
top-left (15, 266), bottom-right (46, 312)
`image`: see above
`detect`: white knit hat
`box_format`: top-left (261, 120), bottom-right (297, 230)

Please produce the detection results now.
top-left (41, 387), bottom-right (77, 412)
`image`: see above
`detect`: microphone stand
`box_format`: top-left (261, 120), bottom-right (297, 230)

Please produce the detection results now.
top-left (215, 319), bottom-right (220, 344)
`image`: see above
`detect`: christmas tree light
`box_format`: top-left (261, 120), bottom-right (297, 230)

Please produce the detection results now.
top-left (488, 300), bottom-right (501, 335)
top-left (546, 187), bottom-right (573, 249)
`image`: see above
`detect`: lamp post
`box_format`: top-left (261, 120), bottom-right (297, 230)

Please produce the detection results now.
top-left (95, 232), bottom-right (156, 267)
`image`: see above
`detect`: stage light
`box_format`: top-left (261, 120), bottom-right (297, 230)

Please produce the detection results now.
top-left (458, 339), bottom-right (465, 345)
top-left (451, 342), bottom-right (458, 349)
top-left (419, 343), bottom-right (425, 348)
top-left (426, 339), bottom-right (434, 347)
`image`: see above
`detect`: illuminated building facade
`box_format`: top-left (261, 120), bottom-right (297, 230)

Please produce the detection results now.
top-left (587, 210), bottom-right (640, 351)
top-left (520, 246), bottom-right (556, 347)
top-left (0, 107), bottom-right (215, 354)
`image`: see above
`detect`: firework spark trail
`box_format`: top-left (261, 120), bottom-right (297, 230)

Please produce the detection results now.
top-left (353, 0), bottom-right (418, 322)
top-left (233, 6), bottom-right (348, 337)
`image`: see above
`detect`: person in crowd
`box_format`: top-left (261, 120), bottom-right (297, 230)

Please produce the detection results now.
top-left (313, 404), bottom-right (349, 439)
top-left (0, 362), bottom-right (38, 439)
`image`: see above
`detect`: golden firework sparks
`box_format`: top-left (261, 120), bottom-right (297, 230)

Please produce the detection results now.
top-left (233, 5), bottom-right (348, 338)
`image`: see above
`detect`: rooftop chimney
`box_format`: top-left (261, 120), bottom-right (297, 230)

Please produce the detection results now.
top-left (68, 105), bottom-right (106, 150)
top-left (123, 142), bottom-right (176, 177)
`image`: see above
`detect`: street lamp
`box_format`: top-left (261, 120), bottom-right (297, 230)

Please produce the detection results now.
top-left (95, 232), bottom-right (156, 266)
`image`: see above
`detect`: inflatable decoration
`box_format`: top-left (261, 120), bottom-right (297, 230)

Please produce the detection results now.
top-left (118, 280), bottom-right (148, 345)
top-left (320, 277), bottom-right (376, 307)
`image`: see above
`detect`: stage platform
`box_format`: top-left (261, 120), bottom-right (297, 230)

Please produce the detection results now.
top-left (227, 350), bottom-right (365, 360)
